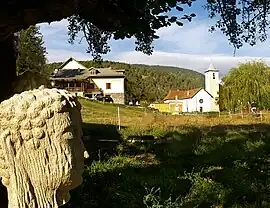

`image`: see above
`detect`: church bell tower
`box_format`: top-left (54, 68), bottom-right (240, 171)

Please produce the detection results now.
top-left (205, 63), bottom-right (219, 100)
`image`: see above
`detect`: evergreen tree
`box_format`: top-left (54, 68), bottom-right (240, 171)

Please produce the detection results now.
top-left (16, 25), bottom-right (47, 74)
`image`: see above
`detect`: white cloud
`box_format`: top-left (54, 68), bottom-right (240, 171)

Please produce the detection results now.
top-left (155, 20), bottom-right (228, 54)
top-left (46, 48), bottom-right (270, 76)
top-left (46, 49), bottom-right (92, 63)
top-left (109, 51), bottom-right (270, 75)
top-left (41, 19), bottom-right (270, 76)
top-left (155, 19), bottom-right (270, 57)
top-left (39, 20), bottom-right (68, 36)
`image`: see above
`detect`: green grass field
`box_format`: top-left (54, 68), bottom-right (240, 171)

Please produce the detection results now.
top-left (68, 98), bottom-right (270, 208)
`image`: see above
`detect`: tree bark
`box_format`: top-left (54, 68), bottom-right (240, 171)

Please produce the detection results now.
top-left (0, 35), bottom-right (17, 103)
top-left (0, 184), bottom-right (7, 208)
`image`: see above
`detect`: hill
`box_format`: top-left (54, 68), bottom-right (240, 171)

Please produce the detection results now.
top-left (45, 60), bottom-right (204, 103)
top-left (132, 63), bottom-right (201, 74)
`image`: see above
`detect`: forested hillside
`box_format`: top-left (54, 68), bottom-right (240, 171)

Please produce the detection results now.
top-left (45, 60), bottom-right (204, 103)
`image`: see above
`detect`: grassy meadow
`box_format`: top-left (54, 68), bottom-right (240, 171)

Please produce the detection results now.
top-left (68, 98), bottom-right (270, 208)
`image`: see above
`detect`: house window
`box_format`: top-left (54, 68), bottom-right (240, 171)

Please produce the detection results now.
top-left (89, 83), bottom-right (95, 89)
top-left (106, 83), bottom-right (111, 89)
top-left (199, 99), bottom-right (203, 104)
top-left (213, 73), bottom-right (216, 79)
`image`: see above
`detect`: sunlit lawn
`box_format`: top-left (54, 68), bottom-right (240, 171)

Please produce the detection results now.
top-left (69, 98), bottom-right (270, 208)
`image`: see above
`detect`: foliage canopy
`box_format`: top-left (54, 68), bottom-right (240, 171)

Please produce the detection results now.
top-left (67, 0), bottom-right (270, 58)
top-left (16, 25), bottom-right (47, 74)
top-left (220, 61), bottom-right (270, 111)
top-left (3, 1), bottom-right (270, 59)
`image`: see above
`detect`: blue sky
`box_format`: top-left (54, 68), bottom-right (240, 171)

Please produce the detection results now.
top-left (39, 1), bottom-right (270, 75)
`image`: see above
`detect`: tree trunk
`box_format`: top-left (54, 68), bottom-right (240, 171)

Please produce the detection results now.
top-left (0, 34), bottom-right (17, 102)
top-left (0, 183), bottom-right (7, 208)
top-left (0, 34), bottom-right (17, 208)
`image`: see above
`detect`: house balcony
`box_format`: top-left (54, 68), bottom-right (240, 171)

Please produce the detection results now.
top-left (56, 85), bottom-right (102, 93)
top-left (63, 87), bottom-right (83, 92)
top-left (85, 88), bottom-right (102, 93)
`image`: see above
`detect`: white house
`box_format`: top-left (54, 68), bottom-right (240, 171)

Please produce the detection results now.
top-left (50, 57), bottom-right (125, 104)
top-left (163, 63), bottom-right (220, 113)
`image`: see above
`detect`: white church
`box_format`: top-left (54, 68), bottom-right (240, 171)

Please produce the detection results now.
top-left (162, 63), bottom-right (220, 113)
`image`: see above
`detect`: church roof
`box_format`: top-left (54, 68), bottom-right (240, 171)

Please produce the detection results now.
top-left (163, 88), bottom-right (203, 101)
top-left (205, 63), bottom-right (218, 72)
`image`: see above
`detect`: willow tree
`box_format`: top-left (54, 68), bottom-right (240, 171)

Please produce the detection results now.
top-left (220, 61), bottom-right (270, 112)
top-left (2, 1), bottom-right (270, 102)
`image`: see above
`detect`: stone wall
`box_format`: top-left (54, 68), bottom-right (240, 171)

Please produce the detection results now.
top-left (110, 93), bottom-right (125, 104)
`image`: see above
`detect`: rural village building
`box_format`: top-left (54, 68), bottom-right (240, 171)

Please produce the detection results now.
top-left (150, 63), bottom-right (220, 113)
top-left (50, 57), bottom-right (125, 104)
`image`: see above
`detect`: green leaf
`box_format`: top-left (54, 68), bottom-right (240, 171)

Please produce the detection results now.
top-left (176, 21), bottom-right (184, 26)
top-left (168, 16), bottom-right (177, 23)
top-left (176, 6), bottom-right (184, 11)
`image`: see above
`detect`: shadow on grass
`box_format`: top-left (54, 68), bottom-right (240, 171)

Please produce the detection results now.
top-left (60, 123), bottom-right (270, 207)
top-left (82, 122), bottom-right (127, 164)
top-left (1, 121), bottom-right (263, 208)
top-left (0, 123), bottom-right (265, 208)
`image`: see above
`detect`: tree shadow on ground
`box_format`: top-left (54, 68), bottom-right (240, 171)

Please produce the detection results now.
top-left (81, 122), bottom-right (126, 164)
top-left (67, 123), bottom-right (270, 208)
top-left (2, 123), bottom-right (270, 208)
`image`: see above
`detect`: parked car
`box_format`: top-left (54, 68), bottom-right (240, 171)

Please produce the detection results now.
top-left (95, 94), bottom-right (104, 101)
top-left (95, 94), bottom-right (114, 103)
top-left (104, 95), bottom-right (114, 103)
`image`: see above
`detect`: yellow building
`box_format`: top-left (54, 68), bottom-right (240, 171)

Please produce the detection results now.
top-left (148, 103), bottom-right (182, 114)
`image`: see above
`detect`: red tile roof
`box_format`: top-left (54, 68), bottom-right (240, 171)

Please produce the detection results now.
top-left (163, 88), bottom-right (202, 101)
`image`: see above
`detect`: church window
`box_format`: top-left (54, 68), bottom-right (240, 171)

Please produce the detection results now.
top-left (213, 73), bottom-right (216, 79)
top-left (199, 99), bottom-right (203, 104)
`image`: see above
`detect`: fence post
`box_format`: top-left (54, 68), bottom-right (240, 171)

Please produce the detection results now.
top-left (117, 106), bottom-right (121, 130)
top-left (260, 111), bottom-right (263, 121)
top-left (98, 149), bottom-right (101, 161)
top-left (144, 107), bottom-right (147, 116)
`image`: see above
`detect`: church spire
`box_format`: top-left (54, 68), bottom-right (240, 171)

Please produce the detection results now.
top-left (208, 63), bottom-right (216, 70)
top-left (205, 62), bottom-right (218, 72)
